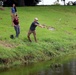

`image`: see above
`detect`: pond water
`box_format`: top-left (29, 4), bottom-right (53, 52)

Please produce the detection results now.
top-left (0, 55), bottom-right (76, 75)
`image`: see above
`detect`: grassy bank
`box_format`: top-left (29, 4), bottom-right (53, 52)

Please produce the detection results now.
top-left (0, 6), bottom-right (76, 68)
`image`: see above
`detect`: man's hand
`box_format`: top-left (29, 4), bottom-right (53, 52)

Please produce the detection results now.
top-left (42, 24), bottom-right (46, 28)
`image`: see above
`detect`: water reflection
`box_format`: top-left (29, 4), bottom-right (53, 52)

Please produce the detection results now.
top-left (33, 59), bottom-right (76, 75)
top-left (0, 58), bottom-right (76, 75)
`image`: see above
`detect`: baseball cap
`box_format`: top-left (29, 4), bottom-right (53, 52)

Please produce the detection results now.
top-left (34, 18), bottom-right (38, 21)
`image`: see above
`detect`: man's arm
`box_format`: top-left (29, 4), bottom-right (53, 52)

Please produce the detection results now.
top-left (38, 24), bottom-right (44, 28)
top-left (35, 23), bottom-right (44, 28)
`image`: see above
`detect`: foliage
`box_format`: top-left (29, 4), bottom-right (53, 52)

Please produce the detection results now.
top-left (61, 0), bottom-right (66, 5)
top-left (3, 0), bottom-right (40, 6)
top-left (53, 1), bottom-right (60, 5)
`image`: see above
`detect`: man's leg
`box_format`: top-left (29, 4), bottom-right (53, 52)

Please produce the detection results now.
top-left (14, 26), bottom-right (18, 37)
top-left (33, 30), bottom-right (37, 42)
top-left (27, 30), bottom-right (32, 42)
top-left (14, 26), bottom-right (17, 37)
top-left (17, 25), bottom-right (20, 37)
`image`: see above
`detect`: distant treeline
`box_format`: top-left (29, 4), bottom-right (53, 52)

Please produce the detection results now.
top-left (3, 0), bottom-right (41, 6)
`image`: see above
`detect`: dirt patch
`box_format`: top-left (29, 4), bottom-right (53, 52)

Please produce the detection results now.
top-left (0, 40), bottom-right (16, 48)
top-left (0, 18), bottom-right (2, 20)
top-left (47, 27), bottom-right (55, 31)
top-left (65, 31), bottom-right (72, 35)
top-left (42, 24), bottom-right (55, 31)
top-left (0, 7), bottom-right (4, 10)
top-left (74, 28), bottom-right (76, 30)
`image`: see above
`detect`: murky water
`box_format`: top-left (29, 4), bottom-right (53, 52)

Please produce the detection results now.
top-left (33, 59), bottom-right (76, 75)
top-left (0, 55), bottom-right (76, 75)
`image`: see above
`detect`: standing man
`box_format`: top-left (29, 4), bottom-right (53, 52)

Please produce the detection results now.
top-left (11, 4), bottom-right (17, 22)
top-left (13, 15), bottom-right (20, 38)
top-left (27, 18), bottom-right (43, 42)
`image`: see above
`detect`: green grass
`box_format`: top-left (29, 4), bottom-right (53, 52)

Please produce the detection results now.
top-left (0, 6), bottom-right (76, 67)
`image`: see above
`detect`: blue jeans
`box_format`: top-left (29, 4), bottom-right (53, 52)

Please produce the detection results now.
top-left (14, 25), bottom-right (20, 37)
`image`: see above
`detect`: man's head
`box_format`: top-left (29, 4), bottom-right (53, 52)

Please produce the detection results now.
top-left (34, 18), bottom-right (38, 22)
top-left (15, 14), bottom-right (19, 19)
top-left (13, 4), bottom-right (15, 7)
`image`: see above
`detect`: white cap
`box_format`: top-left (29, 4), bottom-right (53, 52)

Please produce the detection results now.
top-left (34, 18), bottom-right (38, 21)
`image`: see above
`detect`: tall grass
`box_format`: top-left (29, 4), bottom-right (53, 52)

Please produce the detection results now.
top-left (0, 6), bottom-right (76, 67)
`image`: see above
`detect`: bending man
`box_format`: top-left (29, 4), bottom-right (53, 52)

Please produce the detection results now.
top-left (27, 18), bottom-right (43, 42)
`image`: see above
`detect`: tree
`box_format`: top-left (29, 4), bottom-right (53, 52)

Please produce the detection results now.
top-left (57, 0), bottom-right (59, 2)
top-left (3, 0), bottom-right (41, 6)
top-left (18, 0), bottom-right (25, 6)
top-left (67, 1), bottom-right (73, 5)
top-left (61, 0), bottom-right (65, 5)
top-left (53, 0), bottom-right (60, 5)
top-left (24, 0), bottom-right (40, 6)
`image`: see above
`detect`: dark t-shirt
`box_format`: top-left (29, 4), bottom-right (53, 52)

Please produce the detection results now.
top-left (14, 7), bottom-right (17, 12)
top-left (13, 18), bottom-right (19, 25)
top-left (30, 21), bottom-right (39, 31)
